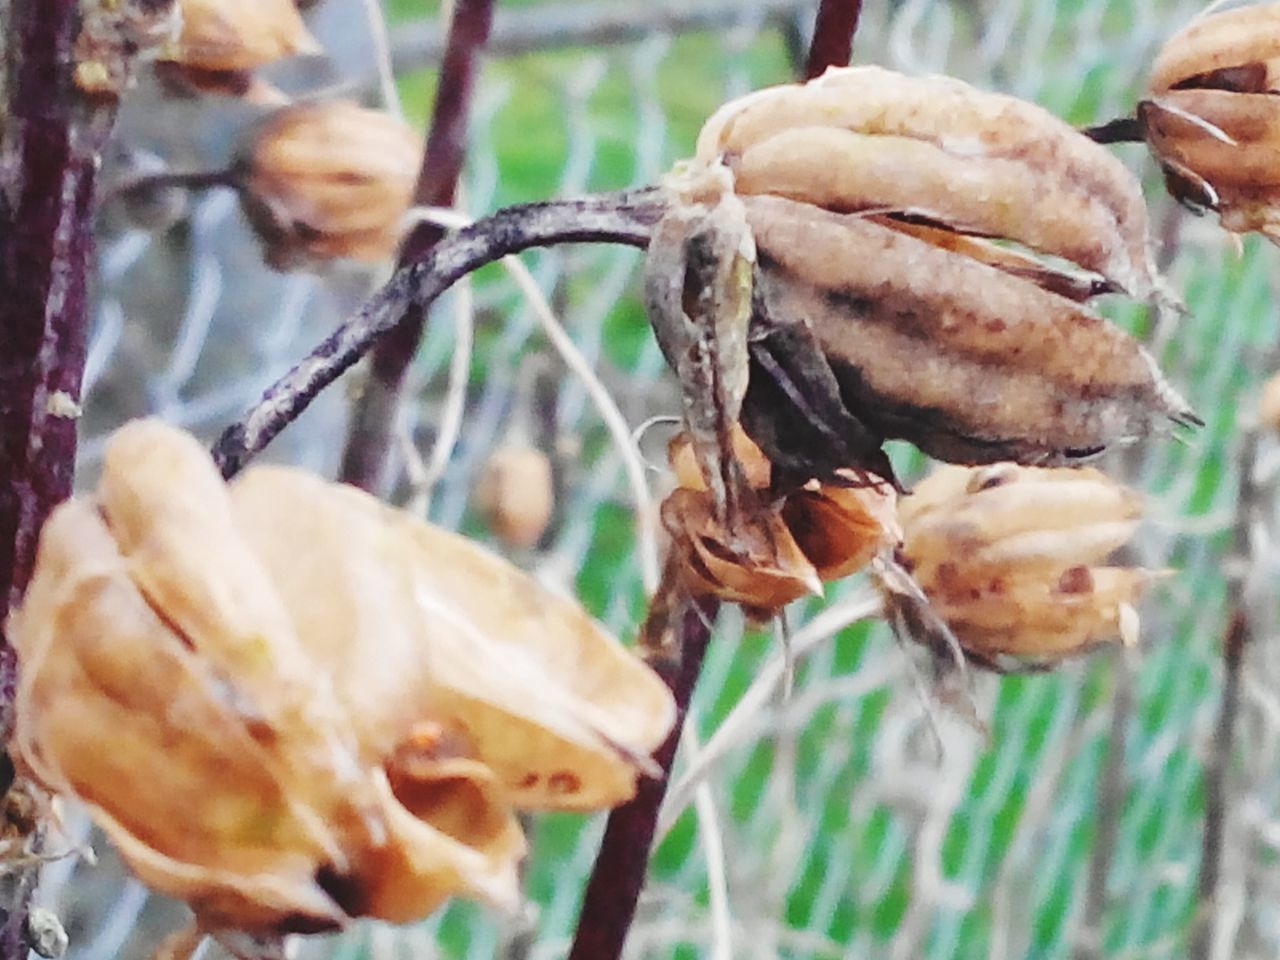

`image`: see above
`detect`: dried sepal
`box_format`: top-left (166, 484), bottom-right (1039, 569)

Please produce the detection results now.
top-left (696, 65), bottom-right (1158, 300)
top-left (11, 420), bottom-right (675, 936)
top-left (893, 463), bottom-right (1156, 665)
top-left (1142, 3), bottom-right (1280, 238)
top-left (746, 195), bottom-right (1196, 465)
top-left (237, 101), bottom-right (422, 268)
top-left (781, 480), bottom-right (900, 582)
top-left (160, 0), bottom-right (321, 73)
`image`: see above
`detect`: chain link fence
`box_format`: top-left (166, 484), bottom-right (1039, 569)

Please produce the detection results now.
top-left (39, 1), bottom-right (1280, 958)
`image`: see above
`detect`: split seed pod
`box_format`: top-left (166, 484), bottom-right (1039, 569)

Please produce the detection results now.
top-left (892, 463), bottom-right (1154, 666)
top-left (697, 65), bottom-right (1160, 300)
top-left (162, 0), bottom-right (320, 73)
top-left (11, 420), bottom-right (673, 937)
top-left (237, 101), bottom-right (421, 268)
top-left (1141, 2), bottom-right (1280, 238)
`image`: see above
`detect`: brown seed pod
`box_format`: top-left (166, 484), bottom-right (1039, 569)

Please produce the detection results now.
top-left (161, 0), bottom-right (321, 73)
top-left (10, 420), bottom-right (674, 936)
top-left (1142, 3), bottom-right (1280, 237)
top-left (696, 65), bottom-right (1158, 300)
top-left (474, 447), bottom-right (555, 550)
top-left (746, 194), bottom-right (1196, 466)
top-left (237, 101), bottom-right (421, 268)
top-left (893, 463), bottom-right (1154, 664)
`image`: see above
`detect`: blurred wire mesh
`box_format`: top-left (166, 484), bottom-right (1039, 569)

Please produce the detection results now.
top-left (44, 0), bottom-right (1280, 958)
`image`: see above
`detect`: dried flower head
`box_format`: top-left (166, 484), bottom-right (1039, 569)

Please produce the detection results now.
top-left (664, 427), bottom-right (898, 616)
top-left (161, 0), bottom-right (320, 73)
top-left (1141, 2), bottom-right (1280, 238)
top-left (237, 101), bottom-right (421, 268)
top-left (10, 420), bottom-right (673, 937)
top-left (892, 463), bottom-right (1154, 667)
top-left (474, 447), bottom-right (555, 550)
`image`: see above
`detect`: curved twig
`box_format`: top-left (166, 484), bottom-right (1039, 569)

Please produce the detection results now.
top-left (211, 188), bottom-right (665, 478)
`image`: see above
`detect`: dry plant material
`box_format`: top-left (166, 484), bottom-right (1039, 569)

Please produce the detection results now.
top-left (892, 463), bottom-right (1155, 668)
top-left (474, 447), bottom-right (555, 550)
top-left (9, 420), bottom-right (673, 938)
top-left (237, 101), bottom-right (422, 268)
top-left (1141, 2), bottom-right (1280, 238)
top-left (73, 0), bottom-right (182, 97)
top-left (664, 427), bottom-right (898, 617)
top-left (1260, 371), bottom-right (1280, 429)
top-left (647, 65), bottom-right (1193, 520)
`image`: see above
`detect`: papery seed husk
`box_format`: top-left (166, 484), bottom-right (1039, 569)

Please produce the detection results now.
top-left (165, 0), bottom-right (321, 72)
top-left (669, 426), bottom-right (772, 492)
top-left (732, 126), bottom-right (1132, 293)
top-left (746, 195), bottom-right (1194, 465)
top-left (697, 65), bottom-right (1156, 298)
top-left (1148, 2), bottom-right (1280, 94)
top-left (1142, 90), bottom-right (1280, 189)
top-left (780, 481), bottom-right (899, 581)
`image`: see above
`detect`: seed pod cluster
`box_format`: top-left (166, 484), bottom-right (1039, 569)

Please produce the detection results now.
top-left (892, 463), bottom-right (1154, 668)
top-left (236, 101), bottom-right (422, 268)
top-left (10, 421), bottom-right (673, 939)
top-left (1141, 2), bottom-right (1280, 238)
top-left (663, 426), bottom-right (899, 617)
top-left (669, 66), bottom-right (1194, 492)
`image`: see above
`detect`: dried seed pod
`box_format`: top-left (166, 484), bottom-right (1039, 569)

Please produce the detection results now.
top-left (696, 65), bottom-right (1158, 300)
top-left (781, 479), bottom-right (900, 582)
top-left (474, 447), bottom-right (555, 550)
top-left (1142, 4), bottom-right (1280, 237)
top-left (1260, 372), bottom-right (1280, 429)
top-left (237, 101), bottom-right (421, 268)
top-left (893, 463), bottom-right (1154, 663)
top-left (161, 0), bottom-right (320, 73)
top-left (746, 194), bottom-right (1196, 466)
top-left (1148, 2), bottom-right (1280, 94)
top-left (11, 420), bottom-right (674, 936)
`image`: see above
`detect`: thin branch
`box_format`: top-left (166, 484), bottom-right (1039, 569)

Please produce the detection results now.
top-left (1189, 428), bottom-right (1260, 960)
top-left (803, 0), bottom-right (862, 79)
top-left (211, 189), bottom-right (665, 479)
top-left (339, 0), bottom-right (494, 493)
top-left (567, 561), bottom-right (719, 960)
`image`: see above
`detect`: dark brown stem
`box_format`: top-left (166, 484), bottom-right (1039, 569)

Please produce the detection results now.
top-left (803, 0), bottom-right (862, 79)
top-left (0, 0), bottom-right (165, 953)
top-left (568, 561), bottom-right (719, 960)
top-left (102, 167), bottom-right (239, 207)
top-left (211, 189), bottom-right (665, 478)
top-left (1189, 429), bottom-right (1259, 959)
top-left (1081, 116), bottom-right (1144, 144)
top-left (338, 0), bottom-right (494, 493)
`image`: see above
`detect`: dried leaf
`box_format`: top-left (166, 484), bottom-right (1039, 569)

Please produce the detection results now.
top-left (745, 194), bottom-right (1196, 465)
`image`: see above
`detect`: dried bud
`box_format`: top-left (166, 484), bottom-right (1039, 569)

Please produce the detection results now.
top-left (894, 463), bottom-right (1153, 665)
top-left (1141, 3), bottom-right (1280, 237)
top-left (161, 0), bottom-right (320, 73)
top-left (236, 102), bottom-right (421, 267)
top-left (474, 447), bottom-right (555, 550)
top-left (11, 420), bottom-right (673, 936)
top-left (237, 101), bottom-right (421, 268)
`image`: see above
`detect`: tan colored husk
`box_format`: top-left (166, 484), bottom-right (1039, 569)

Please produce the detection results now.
top-left (231, 466), bottom-right (676, 811)
top-left (11, 419), bottom-right (676, 935)
top-left (896, 463), bottom-right (1154, 661)
top-left (695, 65), bottom-right (1156, 299)
top-left (745, 195), bottom-right (1193, 465)
top-left (781, 480), bottom-right (900, 582)
top-left (1260, 372), bottom-right (1280, 430)
top-left (1148, 1), bottom-right (1280, 94)
top-left (474, 447), bottom-right (555, 550)
top-left (162, 0), bottom-right (321, 72)
top-left (239, 101), bottom-right (421, 267)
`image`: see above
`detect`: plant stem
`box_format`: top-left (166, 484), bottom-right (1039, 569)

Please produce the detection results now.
top-left (567, 561), bottom-right (719, 960)
top-left (339, 0), bottom-right (494, 493)
top-left (211, 189), bottom-right (664, 478)
top-left (803, 0), bottom-right (862, 79)
top-left (1081, 116), bottom-right (1144, 144)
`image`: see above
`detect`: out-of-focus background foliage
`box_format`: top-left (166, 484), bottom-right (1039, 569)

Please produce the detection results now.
top-left (47, 1), bottom-right (1280, 958)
